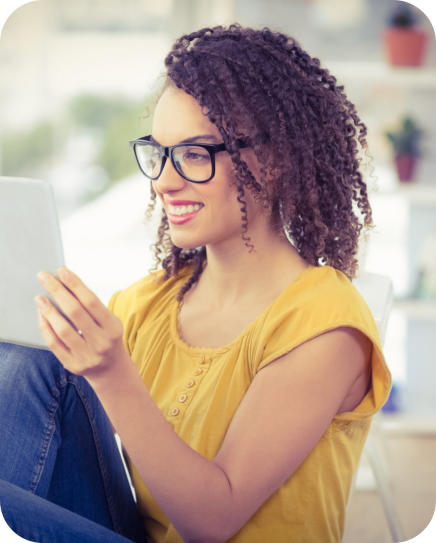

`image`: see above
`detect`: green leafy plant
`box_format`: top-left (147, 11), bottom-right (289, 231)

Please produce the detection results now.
top-left (387, 3), bottom-right (418, 28)
top-left (2, 120), bottom-right (62, 176)
top-left (68, 93), bottom-right (154, 186)
top-left (1, 93), bottom-right (155, 203)
top-left (385, 116), bottom-right (422, 157)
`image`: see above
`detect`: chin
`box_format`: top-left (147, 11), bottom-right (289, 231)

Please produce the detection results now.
top-left (170, 233), bottom-right (205, 251)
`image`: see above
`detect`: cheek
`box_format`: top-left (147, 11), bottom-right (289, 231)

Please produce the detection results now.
top-left (209, 157), bottom-right (262, 221)
top-left (151, 182), bottom-right (164, 203)
top-left (206, 160), bottom-right (237, 203)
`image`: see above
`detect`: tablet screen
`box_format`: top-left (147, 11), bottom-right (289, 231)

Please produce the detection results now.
top-left (0, 177), bottom-right (65, 349)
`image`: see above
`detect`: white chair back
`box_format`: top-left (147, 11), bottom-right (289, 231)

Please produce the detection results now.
top-left (348, 271), bottom-right (405, 542)
top-left (353, 271), bottom-right (394, 344)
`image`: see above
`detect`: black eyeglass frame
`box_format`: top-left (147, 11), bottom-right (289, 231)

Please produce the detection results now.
top-left (129, 135), bottom-right (249, 184)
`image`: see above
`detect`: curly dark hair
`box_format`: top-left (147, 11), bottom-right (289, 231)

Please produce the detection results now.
top-left (145, 24), bottom-right (374, 300)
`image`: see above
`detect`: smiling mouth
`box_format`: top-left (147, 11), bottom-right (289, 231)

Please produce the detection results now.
top-left (166, 203), bottom-right (204, 225)
top-left (167, 203), bottom-right (204, 216)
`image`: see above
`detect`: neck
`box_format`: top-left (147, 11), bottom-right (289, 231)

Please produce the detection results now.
top-left (196, 226), bottom-right (309, 310)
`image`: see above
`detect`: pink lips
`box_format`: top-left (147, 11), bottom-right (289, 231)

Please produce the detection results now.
top-left (165, 199), bottom-right (202, 206)
top-left (165, 199), bottom-right (204, 225)
top-left (167, 209), bottom-right (202, 225)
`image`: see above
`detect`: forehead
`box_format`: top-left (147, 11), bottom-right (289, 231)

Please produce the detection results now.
top-left (152, 86), bottom-right (220, 144)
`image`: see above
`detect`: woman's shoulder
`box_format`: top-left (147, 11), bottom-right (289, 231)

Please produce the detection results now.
top-left (108, 265), bottom-right (194, 355)
top-left (254, 265), bottom-right (383, 368)
top-left (275, 264), bottom-right (371, 319)
top-left (108, 265), bottom-right (193, 318)
top-left (252, 265), bottom-right (392, 418)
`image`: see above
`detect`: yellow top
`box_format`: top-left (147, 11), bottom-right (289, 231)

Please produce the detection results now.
top-left (108, 264), bottom-right (392, 543)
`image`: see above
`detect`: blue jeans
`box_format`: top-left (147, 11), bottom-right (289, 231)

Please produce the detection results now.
top-left (0, 342), bottom-right (146, 543)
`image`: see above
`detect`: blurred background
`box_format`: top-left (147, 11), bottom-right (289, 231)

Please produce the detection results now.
top-left (0, 1), bottom-right (435, 540)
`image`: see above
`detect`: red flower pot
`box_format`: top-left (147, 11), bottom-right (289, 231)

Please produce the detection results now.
top-left (395, 155), bottom-right (418, 182)
top-left (383, 28), bottom-right (428, 66)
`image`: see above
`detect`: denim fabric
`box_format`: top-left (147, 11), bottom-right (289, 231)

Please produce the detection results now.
top-left (0, 480), bottom-right (138, 543)
top-left (0, 342), bottom-right (145, 543)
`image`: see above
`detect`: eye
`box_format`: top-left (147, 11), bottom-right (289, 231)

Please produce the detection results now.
top-left (182, 146), bottom-right (210, 163)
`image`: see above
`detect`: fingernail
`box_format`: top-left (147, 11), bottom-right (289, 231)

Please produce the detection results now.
top-left (35, 296), bottom-right (48, 308)
top-left (37, 271), bottom-right (50, 285)
top-left (57, 267), bottom-right (71, 282)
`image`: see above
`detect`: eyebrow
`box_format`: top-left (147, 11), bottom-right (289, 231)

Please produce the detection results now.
top-left (150, 134), bottom-right (221, 146)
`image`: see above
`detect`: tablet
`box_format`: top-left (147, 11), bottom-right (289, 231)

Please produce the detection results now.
top-left (0, 177), bottom-right (65, 350)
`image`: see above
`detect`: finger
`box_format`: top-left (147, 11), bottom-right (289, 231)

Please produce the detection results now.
top-left (55, 267), bottom-right (113, 329)
top-left (37, 271), bottom-right (101, 336)
top-left (36, 295), bottom-right (86, 352)
top-left (37, 306), bottom-right (71, 360)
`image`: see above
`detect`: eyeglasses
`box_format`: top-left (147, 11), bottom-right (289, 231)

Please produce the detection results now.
top-left (129, 135), bottom-right (248, 183)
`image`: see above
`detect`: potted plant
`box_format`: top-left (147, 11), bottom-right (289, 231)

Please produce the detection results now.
top-left (383, 2), bottom-right (428, 66)
top-left (385, 116), bottom-right (422, 182)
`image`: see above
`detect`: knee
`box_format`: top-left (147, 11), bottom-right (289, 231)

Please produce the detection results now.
top-left (0, 342), bottom-right (65, 391)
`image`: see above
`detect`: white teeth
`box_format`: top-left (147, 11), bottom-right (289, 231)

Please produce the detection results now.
top-left (168, 204), bottom-right (203, 216)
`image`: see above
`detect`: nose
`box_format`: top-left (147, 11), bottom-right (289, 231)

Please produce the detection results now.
top-left (153, 155), bottom-right (187, 194)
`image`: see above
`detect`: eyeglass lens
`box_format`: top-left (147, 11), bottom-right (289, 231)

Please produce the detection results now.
top-left (134, 143), bottom-right (213, 182)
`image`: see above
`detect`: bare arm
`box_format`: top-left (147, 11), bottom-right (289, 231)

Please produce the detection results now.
top-left (36, 269), bottom-right (371, 543)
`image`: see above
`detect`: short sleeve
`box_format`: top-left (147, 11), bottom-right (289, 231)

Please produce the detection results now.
top-left (249, 266), bottom-right (392, 420)
top-left (333, 338), bottom-right (391, 421)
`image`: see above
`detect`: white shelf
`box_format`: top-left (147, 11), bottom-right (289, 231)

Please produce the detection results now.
top-left (325, 60), bottom-right (436, 88)
top-left (397, 183), bottom-right (436, 205)
top-left (378, 413), bottom-right (436, 436)
top-left (393, 298), bottom-right (436, 320)
top-left (371, 183), bottom-right (436, 206)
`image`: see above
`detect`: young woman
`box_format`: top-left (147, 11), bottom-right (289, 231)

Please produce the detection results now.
top-left (0, 24), bottom-right (391, 543)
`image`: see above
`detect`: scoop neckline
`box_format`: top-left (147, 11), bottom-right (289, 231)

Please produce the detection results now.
top-left (170, 264), bottom-right (318, 355)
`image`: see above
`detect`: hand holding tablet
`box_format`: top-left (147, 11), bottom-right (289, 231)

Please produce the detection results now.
top-left (34, 266), bottom-right (127, 380)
